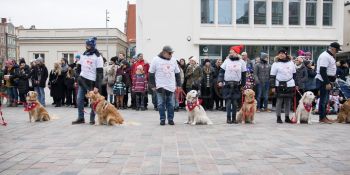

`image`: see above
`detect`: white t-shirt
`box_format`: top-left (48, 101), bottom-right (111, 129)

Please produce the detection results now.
top-left (79, 54), bottom-right (104, 81)
top-left (149, 56), bottom-right (180, 92)
top-left (221, 59), bottom-right (247, 81)
top-left (270, 61), bottom-right (296, 87)
top-left (315, 51), bottom-right (336, 81)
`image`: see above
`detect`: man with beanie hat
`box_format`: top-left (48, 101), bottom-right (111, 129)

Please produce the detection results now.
top-left (254, 52), bottom-right (271, 112)
top-left (32, 57), bottom-right (48, 106)
top-left (218, 45), bottom-right (247, 124)
top-left (72, 37), bottom-right (104, 125)
top-left (316, 42), bottom-right (342, 123)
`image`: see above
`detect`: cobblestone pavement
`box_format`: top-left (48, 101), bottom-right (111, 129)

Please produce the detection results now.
top-left (0, 102), bottom-right (349, 175)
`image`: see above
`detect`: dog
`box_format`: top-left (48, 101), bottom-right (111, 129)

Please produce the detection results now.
top-left (236, 89), bottom-right (257, 124)
top-left (295, 91), bottom-right (315, 124)
top-left (26, 91), bottom-right (50, 122)
top-left (337, 99), bottom-right (350, 123)
top-left (184, 90), bottom-right (213, 125)
top-left (85, 91), bottom-right (124, 125)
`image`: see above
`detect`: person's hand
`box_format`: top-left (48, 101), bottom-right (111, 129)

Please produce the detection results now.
top-left (151, 87), bottom-right (156, 91)
top-left (93, 87), bottom-right (99, 93)
top-left (271, 88), bottom-right (276, 93)
top-left (218, 82), bottom-right (223, 87)
top-left (326, 84), bottom-right (332, 90)
top-left (295, 86), bottom-right (299, 91)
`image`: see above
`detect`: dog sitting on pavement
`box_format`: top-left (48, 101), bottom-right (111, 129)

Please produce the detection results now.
top-left (295, 91), bottom-right (315, 124)
top-left (337, 99), bottom-right (350, 123)
top-left (236, 89), bottom-right (257, 124)
top-left (25, 91), bottom-right (51, 122)
top-left (184, 90), bottom-right (213, 125)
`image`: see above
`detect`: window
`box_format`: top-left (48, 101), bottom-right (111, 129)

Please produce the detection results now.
top-left (63, 53), bottom-right (75, 64)
top-left (218, 0), bottom-right (232, 24)
top-left (272, 1), bottom-right (283, 25)
top-left (323, 0), bottom-right (333, 26)
top-left (306, 0), bottom-right (317, 25)
top-left (201, 0), bottom-right (215, 24)
top-left (200, 45), bottom-right (221, 61)
top-left (254, 0), bottom-right (266, 24)
top-left (34, 53), bottom-right (45, 62)
top-left (0, 37), bottom-right (4, 45)
top-left (236, 0), bottom-right (249, 24)
top-left (289, 0), bottom-right (300, 25)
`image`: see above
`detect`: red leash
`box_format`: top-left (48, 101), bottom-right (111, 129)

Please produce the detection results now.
top-left (175, 88), bottom-right (186, 104)
top-left (291, 88), bottom-right (297, 124)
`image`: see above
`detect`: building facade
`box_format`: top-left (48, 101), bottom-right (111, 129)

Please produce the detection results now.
top-left (137, 0), bottom-right (344, 63)
top-left (18, 28), bottom-right (128, 70)
top-left (125, 2), bottom-right (136, 57)
top-left (343, 0), bottom-right (350, 52)
top-left (0, 18), bottom-right (17, 65)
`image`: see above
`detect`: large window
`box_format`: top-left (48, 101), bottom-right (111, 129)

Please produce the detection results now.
top-left (236, 0), bottom-right (249, 24)
top-left (254, 0), bottom-right (266, 24)
top-left (201, 0), bottom-right (215, 24)
top-left (289, 0), bottom-right (300, 25)
top-left (34, 53), bottom-right (45, 63)
top-left (323, 0), bottom-right (333, 26)
top-left (306, 0), bottom-right (317, 25)
top-left (272, 1), bottom-right (283, 25)
top-left (218, 0), bottom-right (232, 24)
top-left (63, 53), bottom-right (75, 64)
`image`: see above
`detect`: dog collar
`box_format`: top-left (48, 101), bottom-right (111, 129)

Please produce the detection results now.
top-left (92, 100), bottom-right (101, 111)
top-left (24, 102), bottom-right (38, 112)
top-left (187, 99), bottom-right (202, 112)
top-left (303, 103), bottom-right (312, 112)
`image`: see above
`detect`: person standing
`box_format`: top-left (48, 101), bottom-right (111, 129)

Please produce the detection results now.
top-left (218, 45), bottom-right (247, 124)
top-left (4, 60), bottom-right (19, 107)
top-left (64, 64), bottom-right (76, 107)
top-left (213, 58), bottom-right (224, 111)
top-left (72, 37), bottom-right (104, 125)
top-left (106, 58), bottom-right (117, 103)
top-left (294, 56), bottom-right (308, 107)
top-left (316, 42), bottom-right (341, 124)
top-left (32, 57), bottom-right (48, 106)
top-left (131, 53), bottom-right (150, 109)
top-left (241, 52), bottom-right (255, 90)
top-left (17, 59), bottom-right (30, 106)
top-left (149, 46), bottom-right (181, 125)
top-left (270, 48), bottom-right (296, 124)
top-left (132, 65), bottom-right (148, 111)
top-left (254, 52), bottom-right (271, 112)
top-left (49, 62), bottom-right (65, 107)
top-left (304, 60), bottom-right (317, 96)
top-left (116, 60), bottom-right (131, 109)
top-left (185, 56), bottom-right (202, 92)
top-left (200, 59), bottom-right (215, 110)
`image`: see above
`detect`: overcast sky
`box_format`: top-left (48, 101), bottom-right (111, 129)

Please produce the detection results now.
top-left (0, 0), bottom-right (136, 31)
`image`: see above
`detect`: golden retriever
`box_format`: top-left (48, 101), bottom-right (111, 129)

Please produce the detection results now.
top-left (337, 99), bottom-right (350, 123)
top-left (85, 91), bottom-right (124, 125)
top-left (295, 91), bottom-right (315, 124)
top-left (237, 89), bottom-right (257, 124)
top-left (185, 90), bottom-right (213, 125)
top-left (26, 91), bottom-right (50, 122)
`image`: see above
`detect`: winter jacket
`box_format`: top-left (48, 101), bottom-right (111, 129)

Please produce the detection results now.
top-left (254, 62), bottom-right (271, 84)
top-left (116, 67), bottom-right (131, 87)
top-left (65, 71), bottom-right (76, 90)
top-left (185, 65), bottom-right (202, 89)
top-left (17, 65), bottom-right (30, 94)
top-left (4, 67), bottom-right (19, 87)
top-left (295, 64), bottom-right (308, 90)
top-left (200, 66), bottom-right (216, 88)
top-left (305, 67), bottom-right (317, 91)
top-left (336, 66), bottom-right (349, 81)
top-left (49, 70), bottom-right (65, 98)
top-left (113, 81), bottom-right (126, 96)
top-left (32, 65), bottom-right (48, 88)
top-left (132, 74), bottom-right (147, 93)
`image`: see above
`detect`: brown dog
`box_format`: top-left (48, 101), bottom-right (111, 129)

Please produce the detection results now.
top-left (85, 91), bottom-right (124, 125)
top-left (236, 89), bottom-right (257, 124)
top-left (337, 99), bottom-right (350, 123)
top-left (26, 91), bottom-right (50, 122)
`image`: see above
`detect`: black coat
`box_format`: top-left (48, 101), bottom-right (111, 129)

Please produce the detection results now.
top-left (32, 65), bottom-right (48, 88)
top-left (200, 67), bottom-right (216, 98)
top-left (49, 70), bottom-right (65, 99)
top-left (17, 65), bottom-right (30, 94)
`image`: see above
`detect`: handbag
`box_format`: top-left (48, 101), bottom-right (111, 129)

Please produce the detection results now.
top-left (276, 79), bottom-right (293, 97)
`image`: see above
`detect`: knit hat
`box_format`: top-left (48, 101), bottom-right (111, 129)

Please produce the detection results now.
top-left (19, 58), bottom-right (26, 65)
top-left (241, 52), bottom-right (247, 56)
top-left (297, 50), bottom-right (305, 56)
top-left (230, 45), bottom-right (244, 54)
top-left (260, 52), bottom-right (268, 59)
top-left (278, 47), bottom-right (288, 56)
top-left (189, 56), bottom-right (198, 64)
top-left (5, 60), bottom-right (13, 66)
top-left (203, 59), bottom-right (211, 64)
top-left (36, 57), bottom-right (44, 63)
top-left (86, 37), bottom-right (97, 48)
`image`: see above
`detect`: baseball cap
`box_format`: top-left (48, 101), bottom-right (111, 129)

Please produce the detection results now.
top-left (162, 45), bottom-right (174, 53)
top-left (330, 42), bottom-right (342, 51)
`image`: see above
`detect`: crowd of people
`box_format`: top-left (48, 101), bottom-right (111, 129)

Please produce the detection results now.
top-left (0, 37), bottom-right (347, 125)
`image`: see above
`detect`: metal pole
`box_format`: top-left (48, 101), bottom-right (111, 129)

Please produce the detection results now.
top-left (106, 9), bottom-right (109, 60)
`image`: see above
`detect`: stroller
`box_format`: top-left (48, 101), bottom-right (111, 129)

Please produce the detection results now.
top-left (334, 78), bottom-right (350, 101)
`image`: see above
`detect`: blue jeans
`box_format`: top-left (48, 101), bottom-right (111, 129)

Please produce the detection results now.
top-left (34, 87), bottom-right (45, 106)
top-left (316, 79), bottom-right (329, 120)
top-left (156, 91), bottom-right (175, 121)
top-left (226, 98), bottom-right (237, 121)
top-left (77, 85), bottom-right (95, 122)
top-left (257, 82), bottom-right (270, 110)
top-left (7, 87), bottom-right (18, 104)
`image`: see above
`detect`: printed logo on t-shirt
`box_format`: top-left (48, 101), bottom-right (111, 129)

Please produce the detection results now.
top-left (161, 63), bottom-right (173, 78)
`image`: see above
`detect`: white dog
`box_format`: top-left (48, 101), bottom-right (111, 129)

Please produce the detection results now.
top-left (184, 90), bottom-right (213, 125)
top-left (296, 91), bottom-right (315, 124)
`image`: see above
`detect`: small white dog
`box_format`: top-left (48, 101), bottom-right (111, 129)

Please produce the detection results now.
top-left (296, 91), bottom-right (315, 124)
top-left (184, 90), bottom-right (213, 125)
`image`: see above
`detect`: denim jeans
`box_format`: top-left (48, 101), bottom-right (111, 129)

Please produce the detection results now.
top-left (77, 85), bottom-right (95, 122)
top-left (257, 82), bottom-right (270, 110)
top-left (135, 92), bottom-right (145, 108)
top-left (151, 90), bottom-right (158, 109)
top-left (7, 87), bottom-right (18, 104)
top-left (226, 98), bottom-right (238, 121)
top-left (34, 87), bottom-right (45, 106)
top-left (156, 91), bottom-right (175, 121)
top-left (316, 79), bottom-right (329, 120)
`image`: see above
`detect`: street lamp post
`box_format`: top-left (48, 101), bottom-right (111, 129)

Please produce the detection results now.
top-left (106, 9), bottom-right (110, 60)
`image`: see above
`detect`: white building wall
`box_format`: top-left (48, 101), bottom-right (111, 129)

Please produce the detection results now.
top-left (344, 1), bottom-right (350, 52)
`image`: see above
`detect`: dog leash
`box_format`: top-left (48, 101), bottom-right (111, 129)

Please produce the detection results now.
top-left (291, 88), bottom-right (297, 124)
top-left (175, 88), bottom-right (186, 104)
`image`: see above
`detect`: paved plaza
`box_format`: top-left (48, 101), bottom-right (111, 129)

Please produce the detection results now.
top-left (0, 100), bottom-right (350, 175)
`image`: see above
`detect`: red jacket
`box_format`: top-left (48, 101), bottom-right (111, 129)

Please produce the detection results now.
top-left (131, 60), bottom-right (150, 79)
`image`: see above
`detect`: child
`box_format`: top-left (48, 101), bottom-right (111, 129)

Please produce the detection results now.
top-left (113, 75), bottom-right (126, 109)
top-left (329, 90), bottom-right (341, 114)
top-left (132, 65), bottom-right (148, 111)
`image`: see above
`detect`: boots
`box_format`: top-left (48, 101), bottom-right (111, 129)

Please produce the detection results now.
top-left (226, 116), bottom-right (232, 124)
top-left (277, 116), bottom-right (283, 123)
top-left (72, 118), bottom-right (85, 125)
top-left (285, 116), bottom-right (292, 123)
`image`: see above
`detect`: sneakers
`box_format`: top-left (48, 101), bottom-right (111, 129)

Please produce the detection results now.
top-left (160, 120), bottom-right (165, 126)
top-left (168, 120), bottom-right (175, 125)
top-left (277, 116), bottom-right (283, 124)
top-left (89, 121), bottom-right (95, 125)
top-left (72, 119), bottom-right (85, 125)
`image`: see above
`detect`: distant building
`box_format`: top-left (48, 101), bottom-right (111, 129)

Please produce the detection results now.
top-left (125, 2), bottom-right (136, 57)
top-left (337, 0), bottom-right (350, 60)
top-left (0, 18), bottom-right (17, 65)
top-left (18, 28), bottom-right (128, 70)
top-left (137, 0), bottom-right (344, 63)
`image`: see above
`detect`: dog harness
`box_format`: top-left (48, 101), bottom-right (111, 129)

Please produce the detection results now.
top-left (303, 103), bottom-right (313, 112)
top-left (187, 99), bottom-right (202, 112)
top-left (24, 102), bottom-right (38, 112)
top-left (92, 100), bottom-right (101, 111)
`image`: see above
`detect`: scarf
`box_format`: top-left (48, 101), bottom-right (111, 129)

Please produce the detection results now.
top-left (303, 103), bottom-right (313, 112)
top-left (24, 102), bottom-right (38, 111)
top-left (186, 99), bottom-right (202, 111)
top-left (84, 48), bottom-right (101, 57)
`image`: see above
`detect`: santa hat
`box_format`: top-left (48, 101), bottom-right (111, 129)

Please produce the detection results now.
top-left (230, 45), bottom-right (244, 54)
